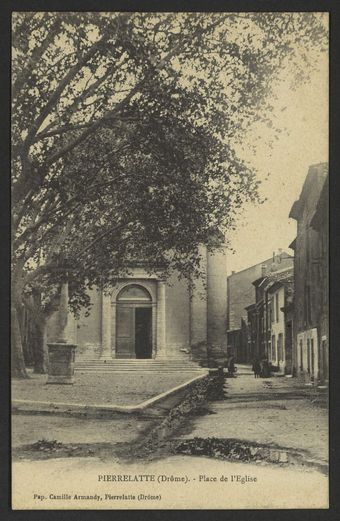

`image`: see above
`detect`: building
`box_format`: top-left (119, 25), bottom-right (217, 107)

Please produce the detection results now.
top-left (227, 251), bottom-right (293, 362)
top-left (289, 163), bottom-right (328, 383)
top-left (247, 274), bottom-right (268, 361)
top-left (47, 245), bottom-right (228, 365)
top-left (245, 266), bottom-right (294, 373)
top-left (266, 269), bottom-right (294, 374)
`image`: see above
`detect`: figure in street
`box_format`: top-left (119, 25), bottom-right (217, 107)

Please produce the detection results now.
top-left (252, 358), bottom-right (261, 378)
top-left (260, 357), bottom-right (271, 378)
top-left (227, 354), bottom-right (236, 378)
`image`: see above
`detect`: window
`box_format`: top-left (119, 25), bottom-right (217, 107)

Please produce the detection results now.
top-left (271, 335), bottom-right (276, 361)
top-left (275, 293), bottom-right (279, 323)
top-left (299, 340), bottom-right (303, 371)
top-left (117, 284), bottom-right (152, 302)
top-left (307, 338), bottom-right (311, 374)
top-left (322, 339), bottom-right (328, 380)
top-left (278, 333), bottom-right (283, 361)
top-left (270, 298), bottom-right (274, 324)
top-left (310, 338), bottom-right (314, 377)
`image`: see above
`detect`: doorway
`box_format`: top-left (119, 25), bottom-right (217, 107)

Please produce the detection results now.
top-left (116, 284), bottom-right (153, 359)
top-left (135, 308), bottom-right (152, 358)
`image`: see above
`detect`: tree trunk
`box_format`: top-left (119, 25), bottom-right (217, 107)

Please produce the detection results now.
top-left (11, 303), bottom-right (29, 378)
top-left (31, 317), bottom-right (49, 374)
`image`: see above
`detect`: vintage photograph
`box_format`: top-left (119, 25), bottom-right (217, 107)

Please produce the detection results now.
top-left (11, 11), bottom-right (329, 509)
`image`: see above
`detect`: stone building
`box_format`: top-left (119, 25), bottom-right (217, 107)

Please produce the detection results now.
top-left (47, 245), bottom-right (228, 365)
top-left (227, 252), bottom-right (293, 362)
top-left (245, 266), bottom-right (294, 373)
top-left (266, 269), bottom-right (294, 374)
top-left (310, 174), bottom-right (329, 381)
top-left (289, 163), bottom-right (328, 383)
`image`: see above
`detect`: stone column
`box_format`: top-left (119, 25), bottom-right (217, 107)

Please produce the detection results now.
top-left (57, 281), bottom-right (69, 342)
top-left (156, 280), bottom-right (166, 358)
top-left (190, 246), bottom-right (208, 346)
top-left (47, 280), bottom-right (77, 384)
top-left (100, 292), bottom-right (112, 359)
top-left (111, 302), bottom-right (116, 358)
top-left (207, 246), bottom-right (228, 359)
top-left (151, 303), bottom-right (157, 358)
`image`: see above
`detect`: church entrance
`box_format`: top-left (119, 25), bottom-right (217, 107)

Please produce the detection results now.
top-left (116, 284), bottom-right (153, 359)
top-left (135, 308), bottom-right (152, 358)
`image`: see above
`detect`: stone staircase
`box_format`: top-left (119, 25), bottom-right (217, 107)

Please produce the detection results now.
top-left (75, 358), bottom-right (207, 373)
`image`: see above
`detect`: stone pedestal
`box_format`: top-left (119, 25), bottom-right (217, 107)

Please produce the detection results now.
top-left (47, 343), bottom-right (77, 384)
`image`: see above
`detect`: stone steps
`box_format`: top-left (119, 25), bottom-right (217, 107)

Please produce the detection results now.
top-left (76, 369), bottom-right (205, 373)
top-left (75, 359), bottom-right (206, 373)
top-left (76, 358), bottom-right (195, 361)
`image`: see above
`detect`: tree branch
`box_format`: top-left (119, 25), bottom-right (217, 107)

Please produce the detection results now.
top-left (24, 33), bottom-right (110, 151)
top-left (41, 81), bottom-right (142, 169)
top-left (78, 220), bottom-right (131, 257)
top-left (34, 61), bottom-right (123, 140)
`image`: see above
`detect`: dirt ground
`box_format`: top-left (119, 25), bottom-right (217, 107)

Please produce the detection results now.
top-left (173, 374), bottom-right (328, 466)
top-left (12, 414), bottom-right (154, 453)
top-left (12, 370), bottom-right (200, 406)
top-left (11, 370), bottom-right (329, 509)
top-left (12, 370), bottom-right (328, 466)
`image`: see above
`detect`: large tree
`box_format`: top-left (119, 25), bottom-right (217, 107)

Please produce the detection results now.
top-left (11, 12), bottom-right (327, 377)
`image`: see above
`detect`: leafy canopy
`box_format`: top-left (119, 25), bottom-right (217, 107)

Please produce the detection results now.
top-left (11, 12), bottom-right (327, 313)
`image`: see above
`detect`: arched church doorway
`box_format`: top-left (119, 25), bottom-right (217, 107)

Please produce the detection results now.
top-left (116, 284), bottom-right (153, 359)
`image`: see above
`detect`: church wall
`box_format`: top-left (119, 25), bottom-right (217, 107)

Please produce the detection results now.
top-left (165, 272), bottom-right (190, 354)
top-left (207, 247), bottom-right (228, 351)
top-left (190, 245), bottom-right (208, 345)
top-left (46, 248), bottom-right (228, 361)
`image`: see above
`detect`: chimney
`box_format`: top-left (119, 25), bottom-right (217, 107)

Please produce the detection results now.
top-left (261, 264), bottom-right (267, 276)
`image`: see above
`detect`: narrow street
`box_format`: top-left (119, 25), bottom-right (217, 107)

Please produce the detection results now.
top-left (172, 366), bottom-right (328, 470)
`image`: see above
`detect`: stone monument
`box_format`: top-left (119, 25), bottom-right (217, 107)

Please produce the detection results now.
top-left (47, 279), bottom-right (77, 384)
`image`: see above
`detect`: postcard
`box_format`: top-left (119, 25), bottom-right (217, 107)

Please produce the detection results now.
top-left (11, 10), bottom-right (329, 509)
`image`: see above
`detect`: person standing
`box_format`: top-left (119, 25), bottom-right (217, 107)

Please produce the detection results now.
top-left (227, 354), bottom-right (236, 377)
top-left (252, 358), bottom-right (261, 378)
top-left (260, 357), bottom-right (270, 378)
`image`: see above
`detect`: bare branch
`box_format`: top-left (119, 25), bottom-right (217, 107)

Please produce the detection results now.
top-left (35, 122), bottom-right (97, 140)
top-left (24, 33), bottom-right (110, 150)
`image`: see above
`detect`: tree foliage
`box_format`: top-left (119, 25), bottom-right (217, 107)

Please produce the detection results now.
top-left (11, 12), bottom-right (327, 375)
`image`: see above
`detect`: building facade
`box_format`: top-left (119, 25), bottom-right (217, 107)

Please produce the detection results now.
top-left (245, 266), bottom-right (294, 373)
top-left (47, 245), bottom-right (228, 364)
top-left (227, 251), bottom-right (293, 362)
top-left (266, 272), bottom-right (294, 374)
top-left (289, 163), bottom-right (328, 383)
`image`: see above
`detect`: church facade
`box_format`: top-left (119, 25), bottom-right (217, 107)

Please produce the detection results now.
top-left (49, 245), bottom-right (228, 362)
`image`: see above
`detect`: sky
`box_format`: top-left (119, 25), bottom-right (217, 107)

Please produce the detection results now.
top-left (226, 40), bottom-right (328, 275)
